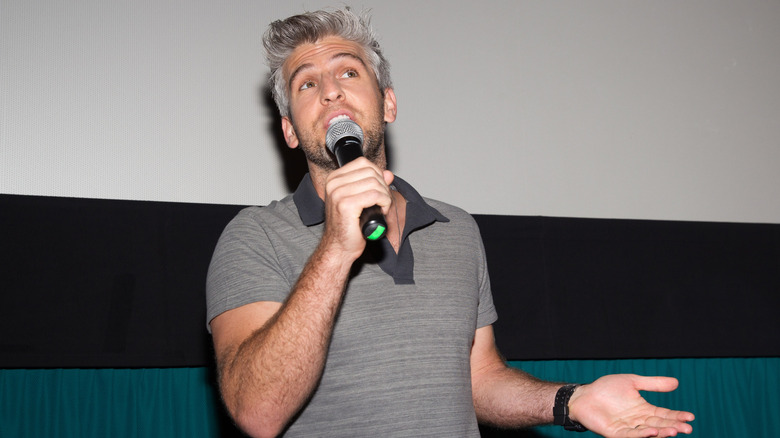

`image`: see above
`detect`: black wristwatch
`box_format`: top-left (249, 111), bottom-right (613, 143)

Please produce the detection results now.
top-left (553, 384), bottom-right (588, 432)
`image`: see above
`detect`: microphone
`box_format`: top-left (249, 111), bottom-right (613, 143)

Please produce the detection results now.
top-left (325, 119), bottom-right (388, 241)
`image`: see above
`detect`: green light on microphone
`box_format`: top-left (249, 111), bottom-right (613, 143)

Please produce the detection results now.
top-left (366, 224), bottom-right (386, 241)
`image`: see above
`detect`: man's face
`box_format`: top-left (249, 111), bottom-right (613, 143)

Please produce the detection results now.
top-left (280, 36), bottom-right (397, 173)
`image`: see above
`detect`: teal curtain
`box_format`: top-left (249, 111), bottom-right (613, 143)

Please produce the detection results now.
top-left (1, 358), bottom-right (777, 437)
top-left (0, 367), bottom-right (224, 438)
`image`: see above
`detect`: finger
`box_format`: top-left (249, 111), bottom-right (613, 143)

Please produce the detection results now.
top-left (336, 156), bottom-right (383, 174)
top-left (328, 170), bottom-right (392, 217)
top-left (332, 180), bottom-right (390, 213)
top-left (625, 425), bottom-right (689, 438)
top-left (383, 170), bottom-right (395, 186)
top-left (619, 425), bottom-right (663, 438)
top-left (663, 409), bottom-right (695, 422)
top-left (328, 163), bottom-right (388, 195)
top-left (631, 426), bottom-right (662, 438)
top-left (632, 375), bottom-right (679, 393)
top-left (644, 414), bottom-right (695, 434)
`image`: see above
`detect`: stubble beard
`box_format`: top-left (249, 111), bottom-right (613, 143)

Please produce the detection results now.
top-left (294, 103), bottom-right (387, 172)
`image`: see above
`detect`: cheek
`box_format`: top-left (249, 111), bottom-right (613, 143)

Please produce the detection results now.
top-left (290, 98), bottom-right (320, 126)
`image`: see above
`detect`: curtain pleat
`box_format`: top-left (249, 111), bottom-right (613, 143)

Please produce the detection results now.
top-left (0, 367), bottom-right (223, 438)
top-left (1, 358), bottom-right (777, 437)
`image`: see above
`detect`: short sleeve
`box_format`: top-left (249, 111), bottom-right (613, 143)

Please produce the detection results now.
top-left (205, 207), bottom-right (291, 332)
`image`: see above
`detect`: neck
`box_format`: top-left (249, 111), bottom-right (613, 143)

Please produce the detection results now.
top-left (308, 167), bottom-right (330, 201)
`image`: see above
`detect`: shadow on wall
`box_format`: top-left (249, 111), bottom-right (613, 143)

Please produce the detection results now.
top-left (259, 82), bottom-right (308, 194)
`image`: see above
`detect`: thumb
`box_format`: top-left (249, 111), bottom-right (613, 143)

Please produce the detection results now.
top-left (632, 375), bottom-right (679, 393)
top-left (383, 170), bottom-right (395, 186)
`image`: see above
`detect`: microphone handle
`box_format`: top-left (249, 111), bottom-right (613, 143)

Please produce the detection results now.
top-left (360, 205), bottom-right (387, 241)
top-left (333, 138), bottom-right (363, 166)
top-left (332, 139), bottom-right (388, 241)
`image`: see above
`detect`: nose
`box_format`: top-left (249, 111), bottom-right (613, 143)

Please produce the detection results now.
top-left (320, 75), bottom-right (344, 105)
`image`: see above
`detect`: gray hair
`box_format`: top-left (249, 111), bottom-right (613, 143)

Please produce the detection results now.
top-left (262, 8), bottom-right (393, 117)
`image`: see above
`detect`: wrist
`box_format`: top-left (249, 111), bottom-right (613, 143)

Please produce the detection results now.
top-left (318, 229), bottom-right (365, 264)
top-left (553, 384), bottom-right (587, 432)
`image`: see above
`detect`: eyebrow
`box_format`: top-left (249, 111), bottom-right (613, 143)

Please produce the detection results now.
top-left (287, 52), bottom-right (368, 92)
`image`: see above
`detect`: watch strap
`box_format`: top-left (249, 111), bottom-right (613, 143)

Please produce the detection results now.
top-left (553, 384), bottom-right (588, 432)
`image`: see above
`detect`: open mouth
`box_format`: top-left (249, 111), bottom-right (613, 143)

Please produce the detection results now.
top-left (327, 114), bottom-right (353, 127)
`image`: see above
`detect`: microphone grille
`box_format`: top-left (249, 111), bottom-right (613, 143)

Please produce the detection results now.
top-left (326, 119), bottom-right (364, 153)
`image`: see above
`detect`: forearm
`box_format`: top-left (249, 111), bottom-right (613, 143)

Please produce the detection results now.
top-left (472, 365), bottom-right (561, 429)
top-left (219, 243), bottom-right (354, 437)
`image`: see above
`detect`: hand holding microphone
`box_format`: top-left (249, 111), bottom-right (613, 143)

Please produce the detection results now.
top-left (325, 119), bottom-right (388, 241)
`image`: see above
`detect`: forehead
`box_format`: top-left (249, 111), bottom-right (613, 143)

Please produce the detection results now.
top-left (283, 36), bottom-right (368, 82)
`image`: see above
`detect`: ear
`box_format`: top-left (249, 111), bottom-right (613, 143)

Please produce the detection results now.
top-left (281, 116), bottom-right (299, 149)
top-left (383, 88), bottom-right (397, 123)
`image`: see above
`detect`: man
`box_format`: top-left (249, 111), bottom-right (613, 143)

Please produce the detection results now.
top-left (206, 9), bottom-right (695, 438)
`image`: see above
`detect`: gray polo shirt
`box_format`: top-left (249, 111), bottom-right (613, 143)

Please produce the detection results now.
top-left (206, 174), bottom-right (498, 436)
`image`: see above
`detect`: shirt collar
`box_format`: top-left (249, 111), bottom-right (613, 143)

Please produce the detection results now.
top-left (292, 173), bottom-right (449, 227)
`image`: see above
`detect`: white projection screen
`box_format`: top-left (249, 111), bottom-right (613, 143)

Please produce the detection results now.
top-left (2, 0), bottom-right (779, 223)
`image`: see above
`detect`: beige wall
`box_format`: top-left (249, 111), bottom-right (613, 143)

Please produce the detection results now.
top-left (2, 0), bottom-right (778, 223)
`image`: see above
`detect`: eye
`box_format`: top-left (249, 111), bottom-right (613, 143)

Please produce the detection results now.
top-left (341, 69), bottom-right (358, 79)
top-left (299, 80), bottom-right (316, 91)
